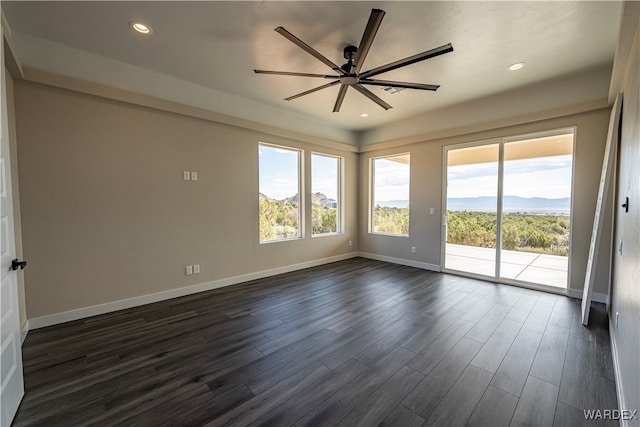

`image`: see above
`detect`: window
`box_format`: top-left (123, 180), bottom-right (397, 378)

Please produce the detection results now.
top-left (371, 154), bottom-right (410, 236)
top-left (311, 153), bottom-right (342, 236)
top-left (259, 143), bottom-right (302, 242)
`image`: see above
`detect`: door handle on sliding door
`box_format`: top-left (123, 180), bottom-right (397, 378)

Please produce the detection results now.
top-left (11, 259), bottom-right (27, 271)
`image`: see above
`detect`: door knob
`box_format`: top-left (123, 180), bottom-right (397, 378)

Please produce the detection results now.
top-left (11, 259), bottom-right (27, 271)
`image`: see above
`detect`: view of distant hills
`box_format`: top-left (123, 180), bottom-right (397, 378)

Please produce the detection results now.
top-left (448, 196), bottom-right (570, 213)
top-left (260, 192), bottom-right (337, 209)
top-left (375, 199), bottom-right (410, 208)
top-left (375, 196), bottom-right (570, 214)
top-left (263, 194), bottom-right (570, 214)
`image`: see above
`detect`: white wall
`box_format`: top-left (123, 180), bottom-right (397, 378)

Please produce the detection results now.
top-left (14, 80), bottom-right (359, 323)
top-left (609, 11), bottom-right (640, 421)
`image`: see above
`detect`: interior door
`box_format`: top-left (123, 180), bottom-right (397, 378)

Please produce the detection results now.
top-left (0, 33), bottom-right (25, 426)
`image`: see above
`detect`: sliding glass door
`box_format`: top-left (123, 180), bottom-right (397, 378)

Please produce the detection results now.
top-left (443, 130), bottom-right (574, 289)
top-left (444, 143), bottom-right (499, 277)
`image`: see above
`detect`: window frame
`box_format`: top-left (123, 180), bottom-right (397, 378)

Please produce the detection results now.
top-left (310, 152), bottom-right (344, 237)
top-left (258, 142), bottom-right (304, 244)
top-left (369, 153), bottom-right (411, 237)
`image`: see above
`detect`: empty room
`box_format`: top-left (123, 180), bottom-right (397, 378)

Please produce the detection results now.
top-left (1, 1), bottom-right (638, 426)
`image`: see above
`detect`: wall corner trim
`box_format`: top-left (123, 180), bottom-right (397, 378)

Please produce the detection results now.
top-left (27, 252), bottom-right (359, 330)
top-left (20, 320), bottom-right (29, 344)
top-left (357, 252), bottom-right (441, 272)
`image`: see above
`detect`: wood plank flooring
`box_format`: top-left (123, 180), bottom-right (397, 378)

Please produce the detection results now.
top-left (13, 258), bottom-right (618, 426)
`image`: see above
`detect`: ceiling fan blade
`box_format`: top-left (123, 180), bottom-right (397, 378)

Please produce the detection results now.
top-left (360, 43), bottom-right (453, 79)
top-left (254, 70), bottom-right (338, 79)
top-left (275, 27), bottom-right (345, 75)
top-left (333, 84), bottom-right (349, 112)
top-left (284, 80), bottom-right (340, 101)
top-left (353, 8), bottom-right (385, 74)
top-left (352, 84), bottom-right (392, 110)
top-left (360, 78), bottom-right (440, 91)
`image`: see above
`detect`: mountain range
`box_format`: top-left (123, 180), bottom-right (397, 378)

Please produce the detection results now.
top-left (264, 194), bottom-right (569, 213)
top-left (261, 192), bottom-right (337, 209)
top-left (447, 196), bottom-right (570, 213)
top-left (376, 196), bottom-right (570, 213)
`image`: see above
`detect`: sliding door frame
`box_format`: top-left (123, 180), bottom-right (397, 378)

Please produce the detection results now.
top-left (440, 128), bottom-right (577, 296)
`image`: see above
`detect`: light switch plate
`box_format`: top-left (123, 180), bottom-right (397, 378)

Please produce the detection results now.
top-left (191, 171), bottom-right (198, 181)
top-left (183, 171), bottom-right (191, 181)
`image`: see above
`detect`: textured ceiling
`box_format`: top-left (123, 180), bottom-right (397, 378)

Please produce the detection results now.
top-left (2, 1), bottom-right (623, 141)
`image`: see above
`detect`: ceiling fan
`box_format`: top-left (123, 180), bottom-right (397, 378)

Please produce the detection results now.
top-left (254, 8), bottom-right (453, 112)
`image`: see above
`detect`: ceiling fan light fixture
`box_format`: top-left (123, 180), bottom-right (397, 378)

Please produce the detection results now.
top-left (130, 21), bottom-right (153, 35)
top-left (508, 62), bottom-right (525, 71)
top-left (383, 86), bottom-right (405, 94)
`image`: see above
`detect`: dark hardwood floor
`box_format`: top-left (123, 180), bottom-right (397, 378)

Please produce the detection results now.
top-left (14, 258), bottom-right (618, 426)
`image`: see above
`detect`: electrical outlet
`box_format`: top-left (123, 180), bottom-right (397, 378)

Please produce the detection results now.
top-left (183, 171), bottom-right (191, 181)
top-left (349, 240), bottom-right (352, 247)
top-left (411, 246), bottom-right (416, 254)
top-left (191, 171), bottom-right (198, 181)
top-left (185, 265), bottom-right (193, 275)
top-left (193, 264), bottom-right (200, 274)
top-left (615, 312), bottom-right (619, 329)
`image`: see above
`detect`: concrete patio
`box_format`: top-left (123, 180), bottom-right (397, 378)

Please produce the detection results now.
top-left (445, 243), bottom-right (568, 288)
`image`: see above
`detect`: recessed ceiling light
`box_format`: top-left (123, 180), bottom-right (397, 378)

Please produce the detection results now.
top-left (130, 21), bottom-right (153, 35)
top-left (508, 62), bottom-right (525, 71)
top-left (360, 113), bottom-right (369, 118)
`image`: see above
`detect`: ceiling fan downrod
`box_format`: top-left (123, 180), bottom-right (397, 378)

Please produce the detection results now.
top-left (340, 45), bottom-right (359, 84)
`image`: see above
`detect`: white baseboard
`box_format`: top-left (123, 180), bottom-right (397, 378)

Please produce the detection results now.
top-left (357, 252), bottom-right (441, 272)
top-left (28, 252), bottom-right (359, 330)
top-left (25, 251), bottom-right (609, 330)
top-left (566, 288), bottom-right (609, 304)
top-left (358, 252), bottom-right (610, 304)
top-left (21, 320), bottom-right (29, 344)
top-left (609, 319), bottom-right (627, 424)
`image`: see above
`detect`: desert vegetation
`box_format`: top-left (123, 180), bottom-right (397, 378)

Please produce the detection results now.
top-left (260, 192), bottom-right (338, 241)
top-left (447, 211), bottom-right (570, 256)
top-left (372, 206), bottom-right (409, 235)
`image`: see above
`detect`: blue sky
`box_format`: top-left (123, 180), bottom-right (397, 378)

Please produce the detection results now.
top-left (259, 145), bottom-right (299, 199)
top-left (259, 145), bottom-right (572, 202)
top-left (448, 155), bottom-right (573, 199)
top-left (259, 145), bottom-right (339, 200)
top-left (311, 154), bottom-right (338, 199)
top-left (373, 158), bottom-right (410, 202)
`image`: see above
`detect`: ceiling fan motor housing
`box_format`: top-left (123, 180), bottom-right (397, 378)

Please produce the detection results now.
top-left (343, 45), bottom-right (358, 59)
top-left (341, 45), bottom-right (358, 75)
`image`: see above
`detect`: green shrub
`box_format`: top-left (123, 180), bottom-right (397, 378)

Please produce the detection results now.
top-left (447, 211), bottom-right (570, 256)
